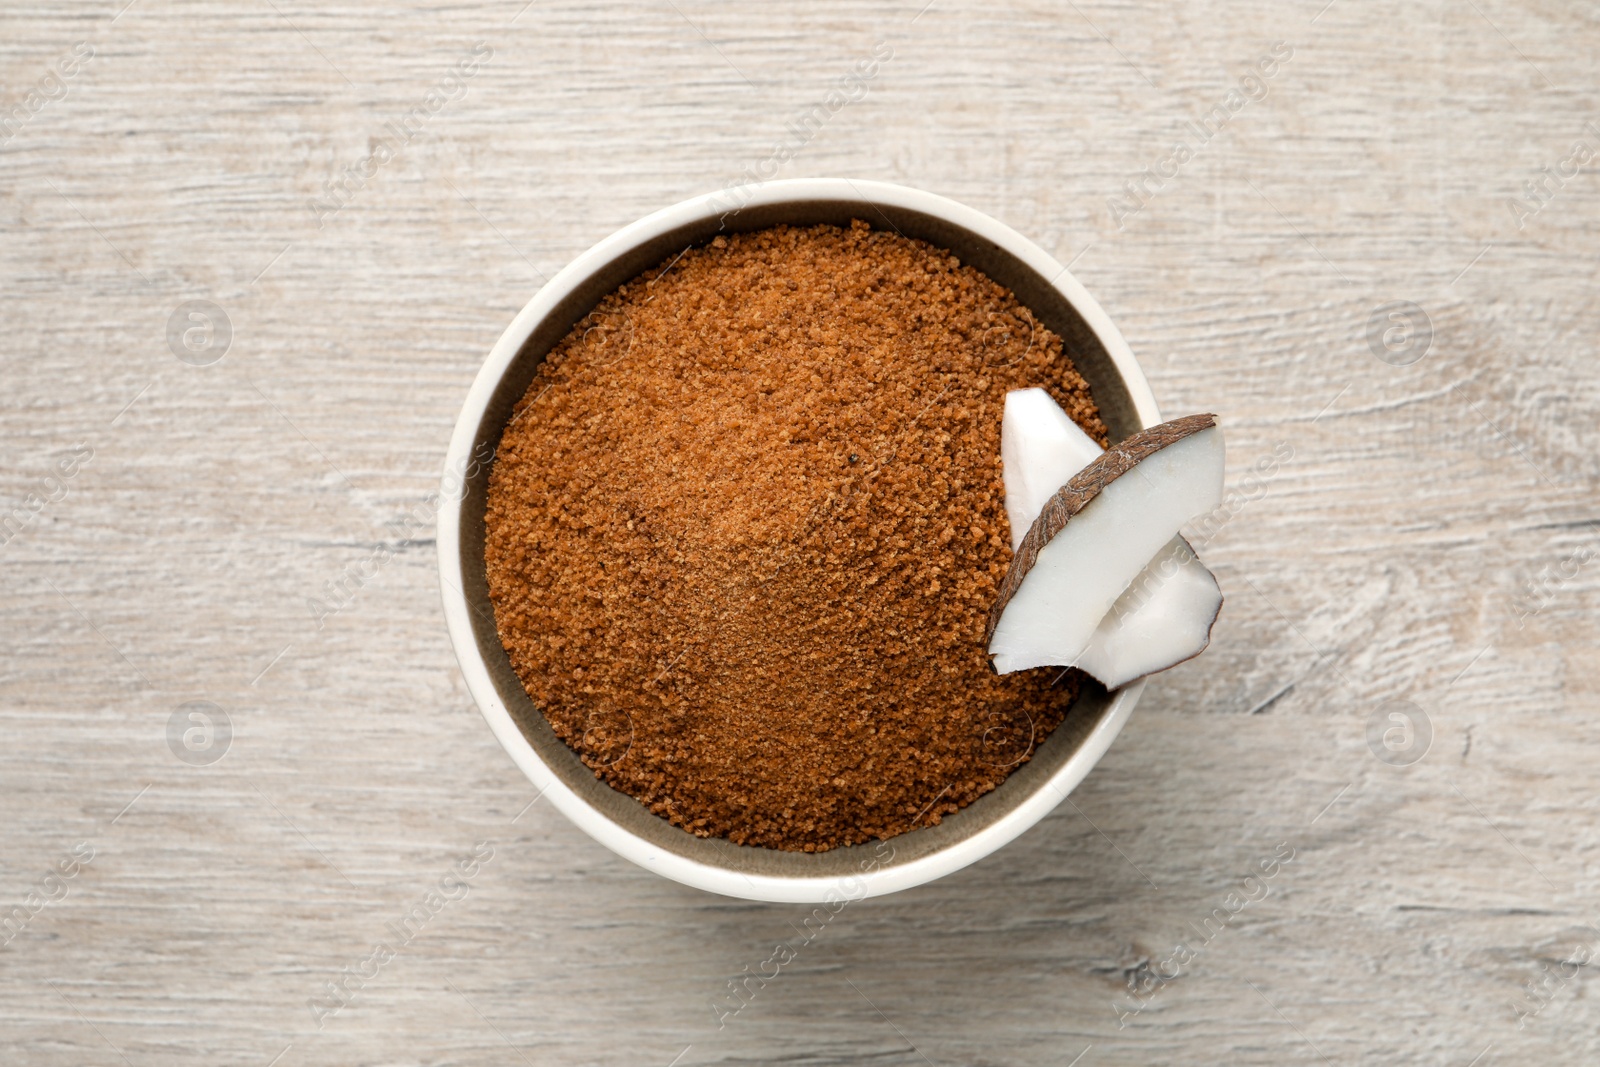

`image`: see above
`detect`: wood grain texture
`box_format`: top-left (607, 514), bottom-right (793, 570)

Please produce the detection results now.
top-left (2, 1), bottom-right (1597, 1064)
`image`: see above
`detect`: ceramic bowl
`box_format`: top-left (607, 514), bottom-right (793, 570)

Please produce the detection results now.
top-left (438, 178), bottom-right (1160, 902)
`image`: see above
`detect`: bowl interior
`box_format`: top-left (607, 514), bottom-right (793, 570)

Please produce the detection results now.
top-left (456, 196), bottom-right (1145, 879)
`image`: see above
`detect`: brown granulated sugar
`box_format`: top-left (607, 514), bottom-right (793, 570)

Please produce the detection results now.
top-left (484, 219), bottom-right (1109, 852)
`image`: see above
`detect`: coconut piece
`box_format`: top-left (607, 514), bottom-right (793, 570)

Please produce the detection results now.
top-left (1074, 536), bottom-right (1223, 688)
top-left (998, 390), bottom-right (1226, 687)
top-left (986, 414), bottom-right (1224, 675)
top-left (1002, 388), bottom-right (1104, 551)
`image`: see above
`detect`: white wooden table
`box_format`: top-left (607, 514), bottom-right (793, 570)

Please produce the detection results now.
top-left (3, 2), bottom-right (1597, 1063)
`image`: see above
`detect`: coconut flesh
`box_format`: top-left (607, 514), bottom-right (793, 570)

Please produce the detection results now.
top-left (1075, 536), bottom-right (1222, 689)
top-left (988, 390), bottom-right (1224, 686)
top-left (1000, 387), bottom-right (1103, 552)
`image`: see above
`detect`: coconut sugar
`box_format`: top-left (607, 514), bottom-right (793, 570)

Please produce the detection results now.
top-left (484, 220), bottom-right (1109, 852)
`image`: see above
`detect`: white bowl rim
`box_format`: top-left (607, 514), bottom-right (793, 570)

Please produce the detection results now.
top-left (438, 178), bottom-right (1161, 902)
